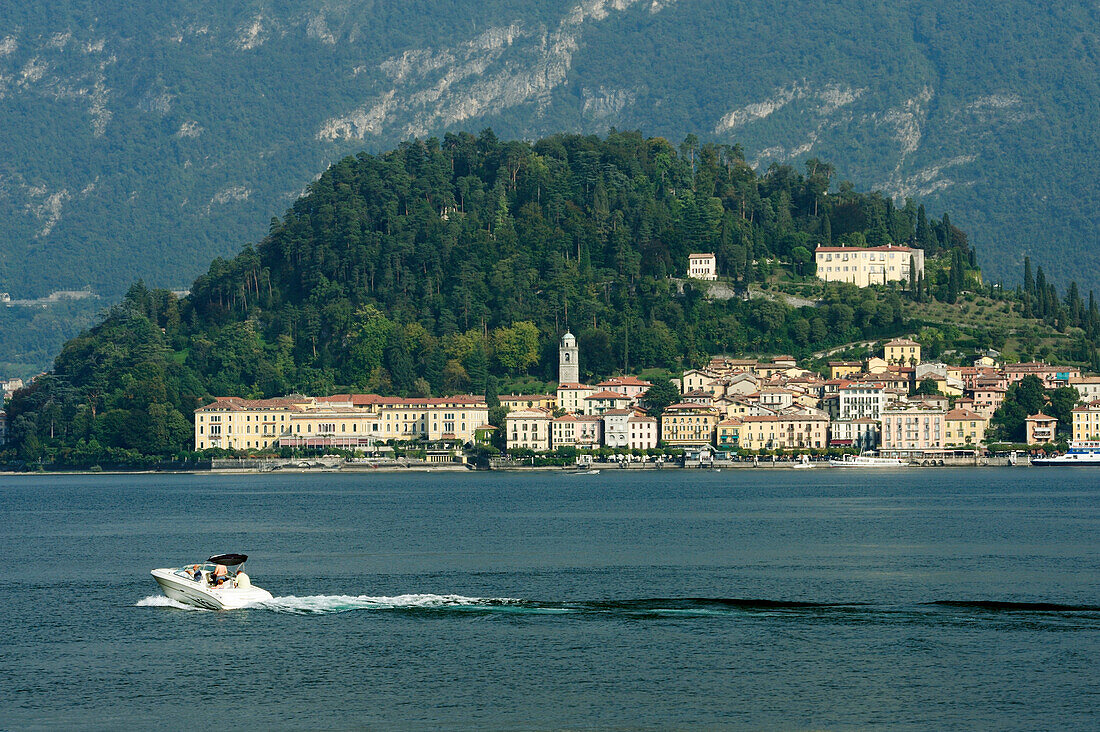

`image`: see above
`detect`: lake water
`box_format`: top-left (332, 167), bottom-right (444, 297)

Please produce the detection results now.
top-left (1, 468), bottom-right (1098, 729)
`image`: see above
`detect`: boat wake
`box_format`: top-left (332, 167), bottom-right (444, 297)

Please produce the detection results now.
top-left (135, 594), bottom-right (1100, 620)
top-left (257, 593), bottom-right (524, 615)
top-left (136, 595), bottom-right (206, 611)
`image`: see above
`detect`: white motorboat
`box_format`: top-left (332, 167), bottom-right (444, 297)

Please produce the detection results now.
top-left (828, 453), bottom-right (908, 468)
top-left (151, 553), bottom-right (273, 610)
top-left (1032, 441), bottom-right (1100, 466)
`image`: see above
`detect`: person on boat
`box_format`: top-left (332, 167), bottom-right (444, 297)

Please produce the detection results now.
top-left (191, 564), bottom-right (202, 582)
top-left (212, 564), bottom-right (228, 587)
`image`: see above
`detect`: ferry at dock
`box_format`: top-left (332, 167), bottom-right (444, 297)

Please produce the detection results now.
top-left (1031, 441), bottom-right (1100, 466)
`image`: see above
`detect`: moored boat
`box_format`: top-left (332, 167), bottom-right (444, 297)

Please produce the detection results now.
top-left (1032, 441), bottom-right (1100, 466)
top-left (828, 453), bottom-right (908, 468)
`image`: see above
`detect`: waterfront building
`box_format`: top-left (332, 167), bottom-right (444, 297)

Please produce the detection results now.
top-left (551, 413), bottom-right (603, 450)
top-left (716, 418), bottom-right (742, 451)
top-left (375, 396), bottom-right (489, 442)
top-left (505, 407), bottom-right (553, 452)
top-left (944, 408), bottom-right (987, 448)
top-left (194, 394), bottom-right (489, 451)
top-left (738, 411), bottom-right (830, 451)
top-left (195, 396), bottom-right (305, 451)
top-left (880, 405), bottom-right (945, 457)
top-left (687, 252), bottom-right (717, 280)
top-left (601, 409), bottom-right (634, 449)
top-left (660, 403), bottom-right (720, 447)
top-left (829, 418), bottom-right (878, 450)
top-left (1024, 413), bottom-right (1057, 445)
top-left (814, 245), bottom-right (924, 287)
top-left (1072, 401), bottom-right (1100, 442)
top-left (628, 414), bottom-right (659, 450)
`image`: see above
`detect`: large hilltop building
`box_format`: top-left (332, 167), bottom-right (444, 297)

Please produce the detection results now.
top-left (687, 252), bottom-right (717, 280)
top-left (815, 245), bottom-right (924, 287)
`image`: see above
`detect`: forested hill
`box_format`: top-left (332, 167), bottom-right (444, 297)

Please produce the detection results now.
top-left (4, 130), bottom-right (987, 463)
top-left (2, 0), bottom-right (1100, 377)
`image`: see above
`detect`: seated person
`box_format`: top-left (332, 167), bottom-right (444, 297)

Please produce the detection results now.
top-left (191, 565), bottom-right (202, 582)
top-left (212, 564), bottom-right (228, 587)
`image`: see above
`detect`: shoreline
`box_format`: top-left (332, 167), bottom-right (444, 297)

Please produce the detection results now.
top-left (0, 461), bottom-right (1029, 476)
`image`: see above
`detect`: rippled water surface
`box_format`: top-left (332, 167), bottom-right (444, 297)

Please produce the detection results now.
top-left (2, 468), bottom-right (1099, 729)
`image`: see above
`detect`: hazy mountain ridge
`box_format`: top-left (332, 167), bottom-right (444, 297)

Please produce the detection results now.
top-left (0, 1), bottom-right (1097, 374)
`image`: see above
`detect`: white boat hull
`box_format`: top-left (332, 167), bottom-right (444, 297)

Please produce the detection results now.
top-left (151, 568), bottom-right (273, 610)
top-left (828, 458), bottom-right (909, 467)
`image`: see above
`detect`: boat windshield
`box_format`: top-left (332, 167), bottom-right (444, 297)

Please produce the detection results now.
top-left (172, 562), bottom-right (241, 580)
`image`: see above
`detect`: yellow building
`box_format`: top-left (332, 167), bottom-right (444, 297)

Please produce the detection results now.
top-left (738, 413), bottom-right (830, 451)
top-left (716, 418), bottom-right (742, 451)
top-left (944, 408), bottom-right (986, 447)
top-left (884, 338), bottom-right (922, 366)
top-left (815, 245), bottom-right (924, 287)
top-left (828, 361), bottom-right (863, 379)
top-left (660, 403), bottom-right (720, 446)
top-left (1071, 401), bottom-right (1100, 442)
top-left (500, 394), bottom-right (557, 412)
top-left (194, 396), bottom-right (305, 451)
top-left (377, 396), bottom-right (489, 442)
top-left (195, 394), bottom-right (488, 451)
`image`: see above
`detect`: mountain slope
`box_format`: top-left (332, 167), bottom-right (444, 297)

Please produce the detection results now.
top-left (0, 1), bottom-right (1098, 371)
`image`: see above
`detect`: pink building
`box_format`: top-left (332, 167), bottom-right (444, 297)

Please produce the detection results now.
top-left (881, 406), bottom-right (945, 457)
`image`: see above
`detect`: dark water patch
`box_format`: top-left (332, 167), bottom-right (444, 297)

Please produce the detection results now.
top-left (930, 600), bottom-right (1100, 612)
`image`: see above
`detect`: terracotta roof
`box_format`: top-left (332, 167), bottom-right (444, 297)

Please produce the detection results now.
top-left (945, 409), bottom-right (984, 420)
top-left (585, 390), bottom-right (628, 400)
top-left (501, 394), bottom-right (555, 401)
top-left (601, 409), bottom-right (635, 416)
top-left (688, 252), bottom-right (715, 258)
top-left (1025, 412), bottom-right (1056, 421)
top-left (597, 376), bottom-right (653, 386)
top-left (557, 383), bottom-right (593, 390)
top-left (815, 245), bottom-right (915, 253)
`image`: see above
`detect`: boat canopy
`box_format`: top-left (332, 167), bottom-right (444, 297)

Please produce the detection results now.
top-left (207, 553), bottom-right (248, 566)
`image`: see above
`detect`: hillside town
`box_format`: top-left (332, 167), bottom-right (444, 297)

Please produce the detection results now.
top-left (186, 329), bottom-right (1100, 463)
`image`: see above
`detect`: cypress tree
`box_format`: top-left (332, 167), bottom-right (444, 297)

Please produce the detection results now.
top-left (1023, 257), bottom-right (1034, 297)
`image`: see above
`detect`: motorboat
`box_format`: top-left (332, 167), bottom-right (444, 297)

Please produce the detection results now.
top-left (791, 455), bottom-right (815, 469)
top-left (1032, 441), bottom-right (1100, 466)
top-left (150, 553), bottom-right (273, 610)
top-left (828, 453), bottom-right (908, 467)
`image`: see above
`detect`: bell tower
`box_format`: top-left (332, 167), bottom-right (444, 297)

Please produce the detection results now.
top-left (559, 331), bottom-right (579, 384)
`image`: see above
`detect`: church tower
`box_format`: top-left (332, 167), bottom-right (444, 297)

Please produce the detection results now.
top-left (559, 331), bottom-right (579, 384)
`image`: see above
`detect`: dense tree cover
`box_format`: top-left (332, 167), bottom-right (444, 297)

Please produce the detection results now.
top-left (1, 1), bottom-right (1099, 377)
top-left (4, 130), bottom-right (979, 464)
top-left (990, 375), bottom-right (1079, 443)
